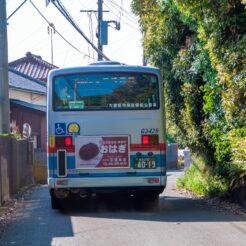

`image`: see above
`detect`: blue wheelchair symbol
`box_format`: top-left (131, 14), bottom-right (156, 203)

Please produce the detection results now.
top-left (55, 123), bottom-right (66, 135)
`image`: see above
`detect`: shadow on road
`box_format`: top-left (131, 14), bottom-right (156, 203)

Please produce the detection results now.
top-left (59, 193), bottom-right (246, 223)
top-left (1, 171), bottom-right (245, 246)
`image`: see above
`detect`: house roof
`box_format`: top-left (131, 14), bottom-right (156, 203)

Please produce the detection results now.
top-left (10, 99), bottom-right (46, 113)
top-left (9, 68), bottom-right (46, 94)
top-left (9, 52), bottom-right (58, 82)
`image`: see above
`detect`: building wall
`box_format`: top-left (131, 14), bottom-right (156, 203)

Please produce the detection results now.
top-left (9, 90), bottom-right (46, 106)
top-left (41, 114), bottom-right (47, 149)
top-left (10, 104), bottom-right (46, 149)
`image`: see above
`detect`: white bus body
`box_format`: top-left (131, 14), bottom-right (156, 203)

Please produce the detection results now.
top-left (47, 62), bottom-right (166, 209)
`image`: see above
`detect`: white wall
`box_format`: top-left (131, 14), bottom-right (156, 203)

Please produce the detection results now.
top-left (9, 89), bottom-right (46, 106)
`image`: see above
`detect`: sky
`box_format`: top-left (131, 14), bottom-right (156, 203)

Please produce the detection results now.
top-left (6, 0), bottom-right (143, 68)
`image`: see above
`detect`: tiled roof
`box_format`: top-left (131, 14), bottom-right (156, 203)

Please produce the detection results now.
top-left (10, 99), bottom-right (46, 112)
top-left (9, 52), bottom-right (58, 82)
top-left (9, 68), bottom-right (46, 94)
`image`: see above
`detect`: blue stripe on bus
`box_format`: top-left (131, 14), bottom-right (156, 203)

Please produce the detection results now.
top-left (48, 172), bottom-right (165, 178)
top-left (48, 156), bottom-right (54, 170)
top-left (48, 154), bottom-right (166, 170)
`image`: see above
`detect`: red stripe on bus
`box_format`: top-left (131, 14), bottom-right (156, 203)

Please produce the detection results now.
top-left (48, 144), bottom-right (166, 153)
top-left (48, 147), bottom-right (75, 153)
top-left (130, 144), bottom-right (166, 151)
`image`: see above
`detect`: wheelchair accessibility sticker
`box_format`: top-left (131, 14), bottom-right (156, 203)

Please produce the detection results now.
top-left (55, 123), bottom-right (66, 135)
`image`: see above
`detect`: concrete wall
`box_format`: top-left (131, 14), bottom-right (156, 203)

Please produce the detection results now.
top-left (0, 136), bottom-right (34, 205)
top-left (33, 149), bottom-right (47, 184)
top-left (0, 137), bottom-right (11, 204)
top-left (166, 143), bottom-right (178, 170)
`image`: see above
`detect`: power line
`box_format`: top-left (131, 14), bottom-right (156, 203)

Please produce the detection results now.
top-left (51, 0), bottom-right (110, 61)
top-left (104, 1), bottom-right (139, 31)
top-left (104, 0), bottom-right (139, 29)
top-left (109, 29), bottom-right (140, 55)
top-left (7, 0), bottom-right (28, 20)
top-left (118, 0), bottom-right (123, 22)
top-left (87, 12), bottom-right (95, 60)
top-left (29, 0), bottom-right (94, 60)
top-left (107, 0), bottom-right (138, 23)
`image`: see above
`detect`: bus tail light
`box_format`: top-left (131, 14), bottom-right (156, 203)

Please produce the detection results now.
top-left (142, 135), bottom-right (159, 145)
top-left (64, 136), bottom-right (72, 147)
top-left (147, 178), bottom-right (160, 184)
top-left (55, 136), bottom-right (73, 147)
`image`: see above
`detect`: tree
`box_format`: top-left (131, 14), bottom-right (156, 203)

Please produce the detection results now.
top-left (132, 0), bottom-right (246, 170)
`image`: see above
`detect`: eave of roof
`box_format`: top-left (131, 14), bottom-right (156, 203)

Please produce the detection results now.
top-left (9, 85), bottom-right (46, 95)
top-left (10, 99), bottom-right (46, 113)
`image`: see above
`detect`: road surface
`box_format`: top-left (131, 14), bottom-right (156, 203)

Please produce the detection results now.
top-left (0, 170), bottom-right (245, 246)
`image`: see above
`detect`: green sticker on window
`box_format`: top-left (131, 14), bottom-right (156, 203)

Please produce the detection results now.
top-left (68, 101), bottom-right (84, 109)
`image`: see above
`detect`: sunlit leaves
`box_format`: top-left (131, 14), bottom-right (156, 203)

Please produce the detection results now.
top-left (132, 0), bottom-right (245, 167)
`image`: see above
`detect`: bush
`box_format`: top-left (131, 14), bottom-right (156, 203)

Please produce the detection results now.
top-left (229, 162), bottom-right (246, 190)
top-left (177, 158), bottom-right (229, 198)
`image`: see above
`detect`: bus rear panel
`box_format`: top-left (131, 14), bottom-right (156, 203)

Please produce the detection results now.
top-left (47, 63), bottom-right (166, 208)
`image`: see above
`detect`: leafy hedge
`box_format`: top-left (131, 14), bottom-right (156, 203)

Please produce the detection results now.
top-left (132, 0), bottom-right (246, 195)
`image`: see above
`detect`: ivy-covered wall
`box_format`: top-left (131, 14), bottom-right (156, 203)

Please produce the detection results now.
top-left (132, 0), bottom-right (245, 179)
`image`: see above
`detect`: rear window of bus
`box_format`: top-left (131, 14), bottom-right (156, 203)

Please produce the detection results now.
top-left (52, 72), bottom-right (159, 111)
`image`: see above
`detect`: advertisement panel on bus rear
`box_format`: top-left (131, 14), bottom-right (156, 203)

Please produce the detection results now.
top-left (75, 136), bottom-right (130, 169)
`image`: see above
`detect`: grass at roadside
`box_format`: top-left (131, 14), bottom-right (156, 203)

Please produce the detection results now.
top-left (177, 157), bottom-right (229, 198)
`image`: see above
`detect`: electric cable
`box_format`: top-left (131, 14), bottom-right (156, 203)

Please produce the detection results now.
top-left (88, 12), bottom-right (95, 60)
top-left (104, 1), bottom-right (139, 31)
top-left (29, 0), bottom-right (94, 60)
top-left (118, 0), bottom-right (123, 23)
top-left (52, 0), bottom-right (110, 60)
top-left (7, 0), bottom-right (28, 20)
top-left (107, 0), bottom-right (138, 23)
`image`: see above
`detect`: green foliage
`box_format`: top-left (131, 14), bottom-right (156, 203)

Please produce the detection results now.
top-left (177, 158), bottom-right (229, 197)
top-left (174, 0), bottom-right (246, 163)
top-left (229, 162), bottom-right (246, 190)
top-left (132, 0), bottom-right (246, 197)
top-left (177, 162), bottom-right (208, 195)
top-left (0, 133), bottom-right (22, 140)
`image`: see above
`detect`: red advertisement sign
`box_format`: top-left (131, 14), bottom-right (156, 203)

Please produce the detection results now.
top-left (75, 136), bottom-right (129, 169)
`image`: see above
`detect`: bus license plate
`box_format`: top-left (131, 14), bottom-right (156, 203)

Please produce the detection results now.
top-left (134, 157), bottom-right (156, 169)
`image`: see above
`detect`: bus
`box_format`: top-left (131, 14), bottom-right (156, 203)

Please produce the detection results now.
top-left (47, 61), bottom-right (166, 209)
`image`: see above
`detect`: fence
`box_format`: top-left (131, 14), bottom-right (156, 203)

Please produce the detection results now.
top-left (0, 136), bottom-right (34, 205)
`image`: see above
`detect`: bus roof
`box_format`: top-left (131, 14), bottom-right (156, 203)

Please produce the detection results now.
top-left (48, 62), bottom-right (160, 79)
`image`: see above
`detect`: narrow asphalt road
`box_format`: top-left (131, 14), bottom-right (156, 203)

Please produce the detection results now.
top-left (0, 170), bottom-right (245, 246)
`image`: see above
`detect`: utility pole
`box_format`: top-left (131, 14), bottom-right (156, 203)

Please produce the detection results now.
top-left (48, 23), bottom-right (56, 65)
top-left (97, 0), bottom-right (103, 61)
top-left (81, 0), bottom-right (119, 61)
top-left (81, 1), bottom-right (108, 61)
top-left (0, 0), bottom-right (10, 134)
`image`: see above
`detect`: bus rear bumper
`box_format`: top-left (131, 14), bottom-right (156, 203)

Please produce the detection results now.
top-left (48, 175), bottom-right (166, 197)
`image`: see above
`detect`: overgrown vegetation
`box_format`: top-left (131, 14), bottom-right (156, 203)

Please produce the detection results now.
top-left (0, 133), bottom-right (22, 139)
top-left (0, 120), bottom-right (22, 140)
top-left (132, 0), bottom-right (246, 200)
top-left (177, 158), bottom-right (229, 197)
